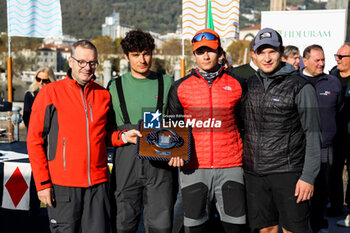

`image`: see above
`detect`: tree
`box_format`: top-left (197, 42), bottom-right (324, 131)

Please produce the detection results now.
top-left (162, 39), bottom-right (182, 55)
top-left (114, 37), bottom-right (123, 54)
top-left (226, 40), bottom-right (251, 65)
top-left (111, 57), bottom-right (121, 74)
top-left (161, 39), bottom-right (195, 56)
top-left (92, 35), bottom-right (116, 56)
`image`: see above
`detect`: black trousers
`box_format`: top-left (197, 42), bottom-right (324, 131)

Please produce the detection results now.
top-left (330, 133), bottom-right (350, 212)
top-left (111, 127), bottom-right (176, 233)
top-left (47, 182), bottom-right (110, 233)
top-left (310, 162), bottom-right (331, 232)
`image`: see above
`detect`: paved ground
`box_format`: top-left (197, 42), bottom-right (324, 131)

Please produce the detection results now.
top-left (326, 213), bottom-right (350, 233)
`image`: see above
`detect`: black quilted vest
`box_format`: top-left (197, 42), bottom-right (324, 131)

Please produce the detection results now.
top-left (243, 73), bottom-right (308, 175)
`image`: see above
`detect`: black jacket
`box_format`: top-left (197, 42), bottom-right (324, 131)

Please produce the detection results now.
top-left (243, 72), bottom-right (307, 174)
top-left (242, 63), bottom-right (321, 184)
top-left (299, 69), bottom-right (343, 148)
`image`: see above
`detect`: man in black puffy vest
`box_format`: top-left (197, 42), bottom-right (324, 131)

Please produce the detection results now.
top-left (242, 28), bottom-right (322, 233)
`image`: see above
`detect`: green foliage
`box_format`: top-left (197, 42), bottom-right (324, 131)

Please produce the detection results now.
top-left (114, 37), bottom-right (123, 54)
top-left (0, 0), bottom-right (182, 39)
top-left (162, 39), bottom-right (182, 55)
top-left (227, 40), bottom-right (251, 65)
top-left (111, 57), bottom-right (121, 73)
top-left (11, 37), bottom-right (41, 51)
top-left (63, 60), bottom-right (69, 72)
top-left (92, 35), bottom-right (116, 55)
top-left (0, 0), bottom-right (328, 40)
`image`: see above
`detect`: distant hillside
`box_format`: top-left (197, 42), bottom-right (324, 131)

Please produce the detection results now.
top-left (0, 0), bottom-right (182, 39)
top-left (0, 0), bottom-right (325, 40)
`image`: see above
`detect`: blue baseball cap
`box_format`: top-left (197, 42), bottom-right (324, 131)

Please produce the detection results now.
top-left (253, 28), bottom-right (282, 51)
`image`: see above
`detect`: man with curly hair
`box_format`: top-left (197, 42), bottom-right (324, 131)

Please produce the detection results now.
top-left (108, 29), bottom-right (180, 233)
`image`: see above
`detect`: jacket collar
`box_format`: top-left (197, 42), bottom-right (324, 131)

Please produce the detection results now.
top-left (193, 65), bottom-right (225, 79)
top-left (299, 67), bottom-right (328, 81)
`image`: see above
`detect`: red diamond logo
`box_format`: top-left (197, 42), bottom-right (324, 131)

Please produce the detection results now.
top-left (5, 167), bottom-right (29, 207)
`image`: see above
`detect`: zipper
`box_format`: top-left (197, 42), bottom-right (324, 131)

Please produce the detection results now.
top-left (63, 138), bottom-right (66, 170)
top-left (78, 85), bottom-right (91, 186)
top-left (210, 85), bottom-right (214, 168)
top-left (89, 102), bottom-right (93, 122)
top-left (206, 79), bottom-right (215, 168)
top-left (47, 134), bottom-right (50, 159)
top-left (287, 133), bottom-right (291, 168)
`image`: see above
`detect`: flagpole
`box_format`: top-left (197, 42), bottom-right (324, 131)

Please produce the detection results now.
top-left (205, 0), bottom-right (208, 29)
top-left (181, 0), bottom-right (185, 78)
top-left (6, 0), bottom-right (12, 103)
top-left (7, 35), bottom-right (12, 103)
top-left (181, 38), bottom-right (185, 78)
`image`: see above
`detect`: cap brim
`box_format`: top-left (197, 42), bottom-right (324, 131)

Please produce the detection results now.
top-left (193, 40), bottom-right (219, 52)
top-left (253, 41), bottom-right (281, 51)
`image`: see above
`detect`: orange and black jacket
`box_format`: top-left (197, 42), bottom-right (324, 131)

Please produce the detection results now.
top-left (167, 69), bottom-right (246, 169)
top-left (27, 70), bottom-right (126, 191)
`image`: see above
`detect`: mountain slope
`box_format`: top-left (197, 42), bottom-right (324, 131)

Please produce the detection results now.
top-left (0, 0), bottom-right (182, 39)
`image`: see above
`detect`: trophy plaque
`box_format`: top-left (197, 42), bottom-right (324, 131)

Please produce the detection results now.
top-left (136, 120), bottom-right (191, 163)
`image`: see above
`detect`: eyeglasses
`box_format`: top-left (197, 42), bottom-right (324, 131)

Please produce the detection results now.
top-left (36, 77), bottom-right (51, 84)
top-left (192, 32), bottom-right (218, 43)
top-left (71, 56), bottom-right (99, 68)
top-left (334, 54), bottom-right (350, 60)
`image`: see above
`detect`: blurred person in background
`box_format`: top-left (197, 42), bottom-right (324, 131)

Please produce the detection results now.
top-left (23, 67), bottom-right (56, 128)
top-left (218, 50), bottom-right (233, 72)
top-left (299, 44), bottom-right (343, 233)
top-left (282, 45), bottom-right (301, 71)
top-left (231, 39), bottom-right (258, 80)
top-left (328, 43), bottom-right (350, 227)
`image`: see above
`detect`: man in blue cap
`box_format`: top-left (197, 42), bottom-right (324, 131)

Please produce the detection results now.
top-left (242, 28), bottom-right (322, 233)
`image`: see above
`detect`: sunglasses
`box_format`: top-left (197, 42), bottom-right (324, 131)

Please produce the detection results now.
top-left (334, 54), bottom-right (350, 60)
top-left (36, 77), bottom-right (51, 84)
top-left (192, 32), bottom-right (218, 43)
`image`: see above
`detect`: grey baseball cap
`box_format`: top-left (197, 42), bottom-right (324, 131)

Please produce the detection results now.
top-left (253, 28), bottom-right (282, 51)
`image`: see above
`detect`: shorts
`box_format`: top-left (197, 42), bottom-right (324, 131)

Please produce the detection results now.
top-left (180, 167), bottom-right (246, 227)
top-left (244, 172), bottom-right (309, 232)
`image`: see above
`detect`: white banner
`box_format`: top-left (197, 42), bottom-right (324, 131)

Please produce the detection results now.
top-left (2, 162), bottom-right (31, 210)
top-left (262, 9), bottom-right (346, 73)
top-left (7, 0), bottom-right (63, 38)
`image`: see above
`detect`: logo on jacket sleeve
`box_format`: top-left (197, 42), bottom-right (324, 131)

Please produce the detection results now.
top-left (320, 91), bottom-right (331, 96)
top-left (144, 110), bottom-right (161, 129)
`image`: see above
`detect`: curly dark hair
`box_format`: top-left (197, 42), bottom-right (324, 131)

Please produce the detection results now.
top-left (121, 29), bottom-right (155, 55)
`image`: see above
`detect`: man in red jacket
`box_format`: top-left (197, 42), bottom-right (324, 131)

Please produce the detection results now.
top-left (27, 40), bottom-right (141, 233)
top-left (167, 29), bottom-right (246, 233)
